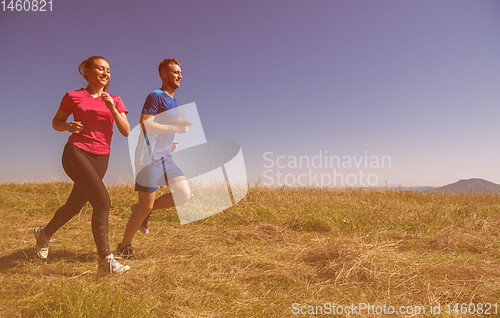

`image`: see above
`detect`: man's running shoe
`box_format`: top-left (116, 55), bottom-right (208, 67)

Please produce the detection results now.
top-left (34, 226), bottom-right (52, 259)
top-left (97, 253), bottom-right (130, 276)
top-left (113, 243), bottom-right (135, 260)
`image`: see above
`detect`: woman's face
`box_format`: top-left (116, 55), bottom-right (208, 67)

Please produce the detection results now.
top-left (84, 58), bottom-right (110, 88)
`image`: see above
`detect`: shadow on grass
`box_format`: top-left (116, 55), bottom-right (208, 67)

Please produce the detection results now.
top-left (0, 248), bottom-right (96, 272)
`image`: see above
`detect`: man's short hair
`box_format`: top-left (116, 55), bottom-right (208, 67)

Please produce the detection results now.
top-left (158, 58), bottom-right (181, 77)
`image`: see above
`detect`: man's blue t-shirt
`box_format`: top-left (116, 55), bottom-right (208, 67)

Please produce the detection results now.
top-left (136, 90), bottom-right (180, 164)
top-left (143, 89), bottom-right (178, 117)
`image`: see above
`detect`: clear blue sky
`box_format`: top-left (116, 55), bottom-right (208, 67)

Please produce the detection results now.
top-left (1, 0), bottom-right (499, 187)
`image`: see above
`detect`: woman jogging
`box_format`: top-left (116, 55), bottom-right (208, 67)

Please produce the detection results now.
top-left (34, 56), bottom-right (131, 276)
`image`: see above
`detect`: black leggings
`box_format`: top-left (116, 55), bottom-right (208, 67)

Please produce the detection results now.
top-left (45, 143), bottom-right (111, 259)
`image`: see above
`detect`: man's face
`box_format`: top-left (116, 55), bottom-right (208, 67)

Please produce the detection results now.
top-left (162, 63), bottom-right (182, 89)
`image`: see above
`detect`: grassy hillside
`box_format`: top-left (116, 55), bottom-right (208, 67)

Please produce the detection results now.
top-left (1, 182), bottom-right (500, 317)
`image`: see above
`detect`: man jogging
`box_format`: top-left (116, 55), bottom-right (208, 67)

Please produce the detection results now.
top-left (115, 58), bottom-right (191, 259)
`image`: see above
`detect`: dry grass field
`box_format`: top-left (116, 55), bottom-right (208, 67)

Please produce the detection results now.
top-left (1, 182), bottom-right (500, 317)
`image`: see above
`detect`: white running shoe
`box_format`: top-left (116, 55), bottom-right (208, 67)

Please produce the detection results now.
top-left (97, 253), bottom-right (130, 276)
top-left (34, 226), bottom-right (52, 259)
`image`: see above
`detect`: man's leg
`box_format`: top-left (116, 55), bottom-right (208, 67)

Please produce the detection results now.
top-left (151, 176), bottom-right (191, 210)
top-left (119, 190), bottom-right (156, 248)
top-left (118, 177), bottom-right (190, 248)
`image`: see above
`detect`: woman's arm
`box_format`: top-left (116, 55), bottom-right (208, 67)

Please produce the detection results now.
top-left (113, 111), bottom-right (131, 137)
top-left (52, 109), bottom-right (83, 133)
top-left (101, 92), bottom-right (130, 137)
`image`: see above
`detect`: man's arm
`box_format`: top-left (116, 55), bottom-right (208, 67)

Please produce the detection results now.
top-left (139, 113), bottom-right (189, 134)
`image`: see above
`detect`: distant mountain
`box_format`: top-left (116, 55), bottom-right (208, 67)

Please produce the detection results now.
top-left (425, 178), bottom-right (500, 194)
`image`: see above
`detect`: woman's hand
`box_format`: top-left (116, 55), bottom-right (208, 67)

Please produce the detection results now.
top-left (100, 92), bottom-right (130, 136)
top-left (52, 109), bottom-right (84, 133)
top-left (101, 92), bottom-right (115, 111)
top-left (67, 121), bottom-right (84, 133)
